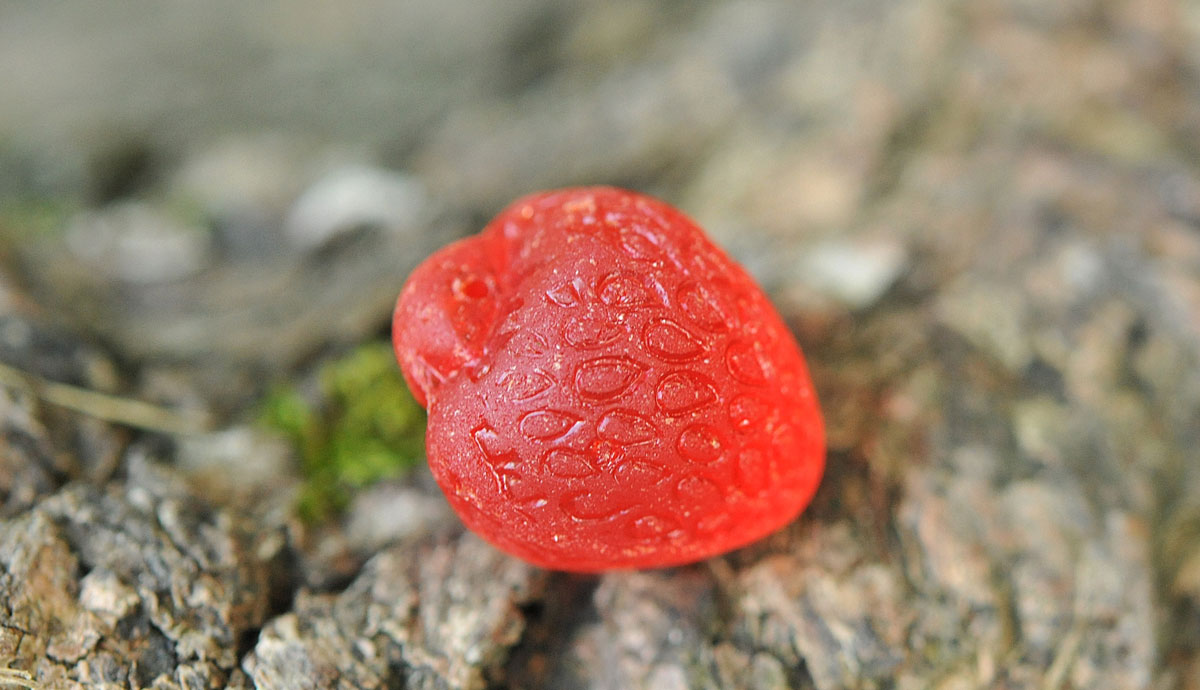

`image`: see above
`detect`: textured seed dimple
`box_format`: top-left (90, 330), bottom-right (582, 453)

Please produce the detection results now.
top-left (728, 393), bottom-right (769, 433)
top-left (498, 370), bottom-right (554, 401)
top-left (676, 424), bottom-right (725, 464)
top-left (561, 491), bottom-right (622, 520)
top-left (473, 425), bottom-right (512, 464)
top-left (564, 316), bottom-right (622, 349)
top-left (597, 409), bottom-right (656, 445)
top-left (576, 357), bottom-right (643, 401)
top-left (690, 249), bottom-right (725, 282)
top-left (655, 371), bottom-right (718, 414)
top-left (519, 410), bottom-right (581, 441)
top-left (620, 230), bottom-right (660, 261)
top-left (466, 361), bottom-right (492, 383)
top-left (614, 457), bottom-right (667, 485)
top-left (543, 448), bottom-right (598, 478)
top-left (546, 281), bottom-right (582, 307)
top-left (645, 276), bottom-right (672, 309)
top-left (725, 339), bottom-right (769, 385)
top-left (627, 513), bottom-right (681, 541)
top-left (643, 317), bottom-right (706, 361)
top-left (563, 196), bottom-right (597, 215)
top-left (675, 474), bottom-right (724, 506)
top-left (499, 470), bottom-right (546, 505)
top-left (696, 511), bottom-right (731, 534)
top-left (597, 273), bottom-right (651, 308)
top-left (678, 281), bottom-right (731, 332)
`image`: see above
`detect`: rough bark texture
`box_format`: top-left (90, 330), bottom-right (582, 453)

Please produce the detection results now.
top-left (2, 0), bottom-right (1200, 688)
top-left (0, 455), bottom-right (275, 689)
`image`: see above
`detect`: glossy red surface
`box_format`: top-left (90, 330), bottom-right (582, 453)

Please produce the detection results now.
top-left (393, 187), bottom-right (824, 571)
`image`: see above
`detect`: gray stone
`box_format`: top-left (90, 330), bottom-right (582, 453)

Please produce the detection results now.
top-left (798, 239), bottom-right (909, 310)
top-left (64, 202), bottom-right (212, 284)
top-left (343, 481), bottom-right (456, 554)
top-left (284, 165), bottom-right (428, 253)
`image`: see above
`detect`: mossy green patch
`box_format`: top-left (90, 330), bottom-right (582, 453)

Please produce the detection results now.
top-left (0, 198), bottom-right (78, 241)
top-left (261, 341), bottom-right (426, 523)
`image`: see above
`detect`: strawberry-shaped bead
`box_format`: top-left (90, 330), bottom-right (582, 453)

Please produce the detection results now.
top-left (393, 187), bottom-right (824, 572)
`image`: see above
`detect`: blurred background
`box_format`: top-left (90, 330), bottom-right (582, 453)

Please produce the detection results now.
top-left (2, 1), bottom-right (1200, 688)
top-left (2, 0), bottom-right (1197, 397)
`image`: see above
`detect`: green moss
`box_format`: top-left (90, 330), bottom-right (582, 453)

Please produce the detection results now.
top-left (261, 342), bottom-right (426, 523)
top-left (0, 198), bottom-right (78, 241)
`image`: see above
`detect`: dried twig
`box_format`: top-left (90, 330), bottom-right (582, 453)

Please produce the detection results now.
top-left (0, 361), bottom-right (210, 435)
top-left (0, 667), bottom-right (37, 690)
